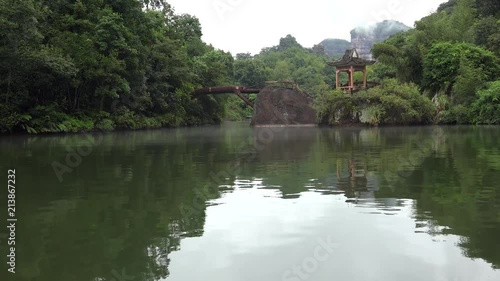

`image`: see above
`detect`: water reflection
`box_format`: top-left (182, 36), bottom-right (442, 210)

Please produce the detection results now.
top-left (0, 124), bottom-right (499, 281)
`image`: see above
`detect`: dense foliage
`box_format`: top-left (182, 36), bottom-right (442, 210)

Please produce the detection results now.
top-left (233, 35), bottom-right (332, 95)
top-left (371, 0), bottom-right (500, 124)
top-left (315, 79), bottom-right (436, 126)
top-left (312, 0), bottom-right (499, 126)
top-left (1, 0), bottom-right (499, 131)
top-left (0, 0), bottom-right (234, 133)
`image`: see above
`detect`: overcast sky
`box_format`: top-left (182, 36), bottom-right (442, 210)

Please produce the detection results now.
top-left (166, 0), bottom-right (445, 55)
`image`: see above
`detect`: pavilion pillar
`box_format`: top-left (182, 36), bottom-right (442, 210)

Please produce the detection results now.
top-left (335, 70), bottom-right (339, 89)
top-left (349, 66), bottom-right (354, 90)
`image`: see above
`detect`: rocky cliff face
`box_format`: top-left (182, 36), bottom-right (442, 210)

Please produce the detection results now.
top-left (350, 20), bottom-right (411, 59)
top-left (351, 35), bottom-right (375, 60)
top-left (251, 87), bottom-right (316, 126)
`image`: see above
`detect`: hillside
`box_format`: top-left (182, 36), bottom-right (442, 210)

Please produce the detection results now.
top-left (317, 39), bottom-right (351, 58)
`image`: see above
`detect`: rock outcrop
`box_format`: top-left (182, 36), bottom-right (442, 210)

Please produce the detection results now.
top-left (350, 20), bottom-right (411, 59)
top-left (251, 87), bottom-right (316, 126)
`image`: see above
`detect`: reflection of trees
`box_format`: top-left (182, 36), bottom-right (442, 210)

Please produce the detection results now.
top-left (236, 126), bottom-right (500, 268)
top-left (317, 127), bottom-right (500, 270)
top-left (410, 127), bottom-right (500, 269)
top-left (229, 126), bottom-right (449, 199)
top-left (0, 129), bottom-right (229, 281)
top-left (0, 125), bottom-right (499, 278)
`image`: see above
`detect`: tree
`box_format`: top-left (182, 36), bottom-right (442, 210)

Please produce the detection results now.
top-left (422, 42), bottom-right (499, 94)
top-left (474, 16), bottom-right (500, 55)
top-left (0, 0), bottom-right (233, 133)
top-left (278, 34), bottom-right (301, 51)
top-left (471, 80), bottom-right (500, 124)
top-left (233, 59), bottom-right (267, 87)
top-left (475, 0), bottom-right (500, 17)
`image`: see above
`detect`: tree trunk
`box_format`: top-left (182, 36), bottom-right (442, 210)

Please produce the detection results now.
top-left (6, 69), bottom-right (11, 104)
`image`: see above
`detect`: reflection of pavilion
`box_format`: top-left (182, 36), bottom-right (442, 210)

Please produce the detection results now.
top-left (334, 159), bottom-right (379, 199)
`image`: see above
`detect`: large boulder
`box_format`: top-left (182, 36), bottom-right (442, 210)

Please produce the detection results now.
top-left (251, 87), bottom-right (317, 126)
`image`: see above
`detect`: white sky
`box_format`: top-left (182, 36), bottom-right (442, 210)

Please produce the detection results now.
top-left (166, 0), bottom-right (446, 55)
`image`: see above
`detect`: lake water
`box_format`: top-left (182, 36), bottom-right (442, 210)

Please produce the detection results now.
top-left (1, 123), bottom-right (500, 281)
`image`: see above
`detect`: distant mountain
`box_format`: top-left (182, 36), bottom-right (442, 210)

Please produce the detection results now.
top-left (317, 39), bottom-right (351, 58)
top-left (318, 20), bottom-right (411, 59)
top-left (351, 20), bottom-right (411, 59)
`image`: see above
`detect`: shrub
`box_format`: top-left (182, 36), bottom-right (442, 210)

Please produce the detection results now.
top-left (95, 118), bottom-right (115, 131)
top-left (112, 107), bottom-right (137, 129)
top-left (439, 104), bottom-right (472, 124)
top-left (314, 90), bottom-right (355, 125)
top-left (471, 81), bottom-right (500, 124)
top-left (8, 105), bottom-right (94, 133)
top-left (316, 79), bottom-right (437, 126)
top-left (0, 104), bottom-right (32, 133)
top-left (59, 117), bottom-right (94, 132)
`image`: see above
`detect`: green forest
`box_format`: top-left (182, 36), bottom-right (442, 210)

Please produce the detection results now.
top-left (366, 0), bottom-right (500, 125)
top-left (1, 0), bottom-right (499, 134)
top-left (0, 0), bottom-right (234, 133)
top-left (317, 0), bottom-right (500, 126)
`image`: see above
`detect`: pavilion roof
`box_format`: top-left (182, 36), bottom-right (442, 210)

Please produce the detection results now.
top-left (328, 49), bottom-right (375, 67)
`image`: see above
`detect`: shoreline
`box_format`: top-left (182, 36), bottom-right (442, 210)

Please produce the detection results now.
top-left (2, 121), bottom-right (500, 137)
